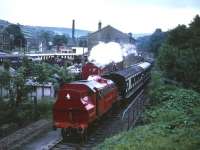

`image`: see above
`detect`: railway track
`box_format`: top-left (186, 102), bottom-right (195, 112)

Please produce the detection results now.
top-left (48, 101), bottom-right (127, 150)
top-left (48, 90), bottom-right (146, 150)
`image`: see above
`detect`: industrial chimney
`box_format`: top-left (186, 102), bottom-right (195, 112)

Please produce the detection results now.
top-left (98, 21), bottom-right (102, 31)
top-left (72, 19), bottom-right (75, 40)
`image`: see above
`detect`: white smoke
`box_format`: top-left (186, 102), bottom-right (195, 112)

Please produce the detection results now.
top-left (122, 44), bottom-right (138, 57)
top-left (88, 42), bottom-right (138, 67)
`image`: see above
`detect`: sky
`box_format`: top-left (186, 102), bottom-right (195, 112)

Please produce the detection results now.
top-left (0, 0), bottom-right (200, 34)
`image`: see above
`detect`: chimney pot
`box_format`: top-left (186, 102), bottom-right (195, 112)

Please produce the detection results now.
top-left (98, 21), bottom-right (102, 31)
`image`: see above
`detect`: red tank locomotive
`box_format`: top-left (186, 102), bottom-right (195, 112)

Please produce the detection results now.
top-left (53, 75), bottom-right (118, 137)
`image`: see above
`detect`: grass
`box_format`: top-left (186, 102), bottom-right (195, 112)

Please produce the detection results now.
top-left (95, 71), bottom-right (200, 150)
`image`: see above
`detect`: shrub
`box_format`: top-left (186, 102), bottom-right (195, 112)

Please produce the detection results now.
top-left (96, 71), bottom-right (200, 150)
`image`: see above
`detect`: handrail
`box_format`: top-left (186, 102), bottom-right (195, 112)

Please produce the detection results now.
top-left (121, 89), bottom-right (145, 130)
top-left (121, 90), bottom-right (144, 121)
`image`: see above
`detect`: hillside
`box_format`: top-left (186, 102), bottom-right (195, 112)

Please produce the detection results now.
top-left (0, 19), bottom-right (91, 38)
top-left (0, 19), bottom-right (151, 40)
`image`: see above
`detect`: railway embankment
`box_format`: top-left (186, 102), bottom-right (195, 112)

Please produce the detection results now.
top-left (0, 119), bottom-right (51, 150)
top-left (96, 71), bottom-right (200, 150)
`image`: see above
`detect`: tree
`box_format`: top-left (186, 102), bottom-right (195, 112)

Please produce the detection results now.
top-left (53, 34), bottom-right (68, 50)
top-left (166, 25), bottom-right (191, 49)
top-left (188, 15), bottom-right (200, 49)
top-left (79, 39), bottom-right (87, 47)
top-left (0, 70), bottom-right (12, 97)
top-left (157, 14), bottom-right (200, 91)
top-left (13, 67), bottom-right (31, 106)
top-left (0, 61), bottom-right (12, 97)
top-left (149, 29), bottom-right (166, 56)
top-left (39, 30), bottom-right (54, 50)
top-left (136, 29), bottom-right (166, 56)
top-left (5, 24), bottom-right (26, 50)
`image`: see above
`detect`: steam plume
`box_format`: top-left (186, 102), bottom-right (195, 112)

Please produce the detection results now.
top-left (88, 42), bottom-right (137, 67)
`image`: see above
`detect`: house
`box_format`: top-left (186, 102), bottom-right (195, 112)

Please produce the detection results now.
top-left (26, 80), bottom-right (55, 100)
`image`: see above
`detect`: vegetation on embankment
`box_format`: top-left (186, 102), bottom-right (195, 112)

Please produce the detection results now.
top-left (96, 71), bottom-right (200, 150)
top-left (0, 99), bottom-right (53, 138)
top-left (97, 14), bottom-right (200, 150)
top-left (0, 57), bottom-right (75, 138)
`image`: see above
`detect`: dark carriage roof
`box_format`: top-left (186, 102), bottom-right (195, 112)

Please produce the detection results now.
top-left (110, 65), bottom-right (143, 79)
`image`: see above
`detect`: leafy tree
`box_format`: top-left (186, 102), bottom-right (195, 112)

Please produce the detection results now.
top-left (0, 70), bottom-right (12, 97)
top-left (14, 67), bottom-right (31, 106)
top-left (21, 57), bottom-right (34, 76)
top-left (39, 30), bottom-right (54, 50)
top-left (3, 60), bottom-right (11, 71)
top-left (53, 34), bottom-right (68, 50)
top-left (0, 61), bottom-right (12, 97)
top-left (157, 15), bottom-right (200, 91)
top-left (136, 29), bottom-right (166, 56)
top-left (166, 25), bottom-right (191, 49)
top-left (188, 14), bottom-right (200, 49)
top-left (79, 39), bottom-right (87, 47)
top-left (5, 24), bottom-right (26, 49)
top-left (149, 29), bottom-right (166, 56)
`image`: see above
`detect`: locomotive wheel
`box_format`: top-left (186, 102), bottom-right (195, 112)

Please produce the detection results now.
top-left (81, 128), bottom-right (88, 143)
top-left (61, 128), bottom-right (69, 140)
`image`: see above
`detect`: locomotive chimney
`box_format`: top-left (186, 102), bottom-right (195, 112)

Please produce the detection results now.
top-left (72, 19), bottom-right (75, 40)
top-left (98, 21), bottom-right (102, 31)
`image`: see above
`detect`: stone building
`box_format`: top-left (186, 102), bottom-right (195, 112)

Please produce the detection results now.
top-left (88, 22), bottom-right (134, 50)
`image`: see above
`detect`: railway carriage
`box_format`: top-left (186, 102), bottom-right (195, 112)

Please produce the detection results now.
top-left (103, 62), bottom-right (151, 99)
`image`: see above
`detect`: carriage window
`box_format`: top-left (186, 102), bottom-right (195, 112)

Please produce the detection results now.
top-left (131, 77), bottom-right (135, 85)
top-left (126, 80), bottom-right (129, 88)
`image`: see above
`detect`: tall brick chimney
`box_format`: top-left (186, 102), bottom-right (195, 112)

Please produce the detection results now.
top-left (72, 19), bottom-right (75, 40)
top-left (98, 21), bottom-right (102, 31)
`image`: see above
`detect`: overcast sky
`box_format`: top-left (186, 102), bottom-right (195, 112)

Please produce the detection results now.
top-left (0, 0), bottom-right (199, 33)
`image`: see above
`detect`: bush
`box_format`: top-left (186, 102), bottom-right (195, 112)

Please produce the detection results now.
top-left (96, 123), bottom-right (200, 150)
top-left (96, 71), bottom-right (200, 150)
top-left (37, 100), bottom-right (53, 118)
top-left (0, 98), bottom-right (53, 138)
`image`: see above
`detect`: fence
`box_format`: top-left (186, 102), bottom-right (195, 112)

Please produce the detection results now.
top-left (121, 90), bottom-right (145, 131)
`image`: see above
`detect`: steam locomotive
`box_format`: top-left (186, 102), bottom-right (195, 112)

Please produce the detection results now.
top-left (53, 61), bottom-right (151, 139)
